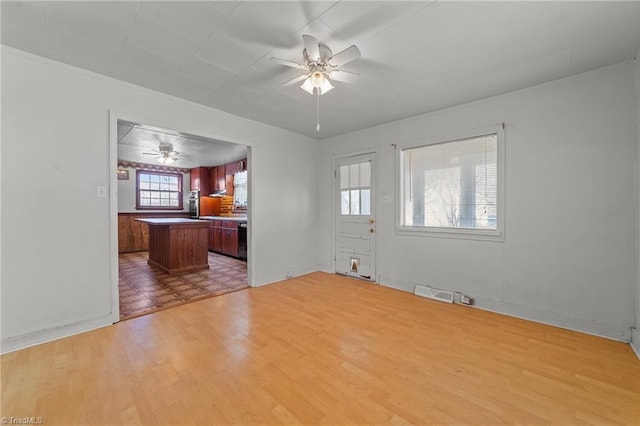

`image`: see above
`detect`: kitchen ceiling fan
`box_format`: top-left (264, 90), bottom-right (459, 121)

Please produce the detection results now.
top-left (271, 34), bottom-right (361, 133)
top-left (142, 142), bottom-right (181, 165)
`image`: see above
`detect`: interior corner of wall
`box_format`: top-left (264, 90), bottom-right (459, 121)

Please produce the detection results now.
top-left (630, 328), bottom-right (640, 360)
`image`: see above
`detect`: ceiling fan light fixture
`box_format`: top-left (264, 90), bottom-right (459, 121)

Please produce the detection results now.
top-left (301, 78), bottom-right (315, 95)
top-left (319, 78), bottom-right (333, 95)
top-left (301, 72), bottom-right (334, 95)
top-left (158, 155), bottom-right (174, 165)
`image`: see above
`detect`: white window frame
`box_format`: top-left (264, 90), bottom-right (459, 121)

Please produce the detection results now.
top-left (396, 125), bottom-right (505, 241)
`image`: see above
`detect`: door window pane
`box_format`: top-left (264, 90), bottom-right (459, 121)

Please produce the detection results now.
top-left (361, 189), bottom-right (371, 215)
top-left (341, 190), bottom-right (350, 215)
top-left (349, 164), bottom-right (359, 187)
top-left (340, 165), bottom-right (349, 189)
top-left (350, 189), bottom-right (360, 215)
top-left (360, 161), bottom-right (371, 187)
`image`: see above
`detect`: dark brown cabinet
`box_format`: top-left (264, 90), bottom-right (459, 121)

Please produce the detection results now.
top-left (209, 166), bottom-right (226, 193)
top-left (206, 219), bottom-right (242, 258)
top-left (208, 219), bottom-right (222, 251)
top-left (190, 167), bottom-right (210, 195)
top-left (220, 220), bottom-right (239, 257)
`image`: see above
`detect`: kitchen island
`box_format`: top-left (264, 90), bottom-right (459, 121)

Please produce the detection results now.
top-left (135, 218), bottom-right (209, 275)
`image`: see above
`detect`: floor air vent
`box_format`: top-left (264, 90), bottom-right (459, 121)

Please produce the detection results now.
top-left (414, 285), bottom-right (454, 304)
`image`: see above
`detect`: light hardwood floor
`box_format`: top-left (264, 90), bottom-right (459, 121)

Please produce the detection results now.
top-left (2, 272), bottom-right (639, 425)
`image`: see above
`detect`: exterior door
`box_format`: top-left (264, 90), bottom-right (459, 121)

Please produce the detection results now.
top-left (335, 153), bottom-right (376, 281)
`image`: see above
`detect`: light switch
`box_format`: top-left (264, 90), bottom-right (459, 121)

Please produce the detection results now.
top-left (382, 194), bottom-right (391, 204)
top-left (96, 186), bottom-right (107, 198)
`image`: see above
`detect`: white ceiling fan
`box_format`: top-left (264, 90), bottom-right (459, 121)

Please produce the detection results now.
top-left (142, 142), bottom-right (181, 165)
top-left (271, 34), bottom-right (361, 132)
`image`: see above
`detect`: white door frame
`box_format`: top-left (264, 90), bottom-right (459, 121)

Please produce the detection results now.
top-left (108, 110), bottom-right (254, 323)
top-left (332, 150), bottom-right (378, 282)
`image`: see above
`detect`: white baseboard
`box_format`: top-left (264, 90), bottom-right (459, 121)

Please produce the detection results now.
top-left (1, 314), bottom-right (114, 354)
top-left (379, 275), bottom-right (631, 343)
top-left (631, 328), bottom-right (640, 360)
top-left (252, 265), bottom-right (321, 287)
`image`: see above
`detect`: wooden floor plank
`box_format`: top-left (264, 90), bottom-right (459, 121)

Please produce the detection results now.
top-left (2, 272), bottom-right (639, 425)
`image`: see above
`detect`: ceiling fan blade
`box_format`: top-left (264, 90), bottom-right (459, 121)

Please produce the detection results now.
top-left (142, 152), bottom-right (159, 156)
top-left (302, 34), bottom-right (320, 62)
top-left (328, 45), bottom-right (361, 67)
top-left (282, 74), bottom-right (309, 86)
top-left (270, 57), bottom-right (306, 70)
top-left (328, 70), bottom-right (360, 84)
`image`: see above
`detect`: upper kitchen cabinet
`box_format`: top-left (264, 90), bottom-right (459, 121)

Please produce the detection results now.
top-left (190, 167), bottom-right (210, 195)
top-left (210, 166), bottom-right (226, 194)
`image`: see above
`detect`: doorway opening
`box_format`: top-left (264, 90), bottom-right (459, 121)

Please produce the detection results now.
top-left (113, 117), bottom-right (251, 320)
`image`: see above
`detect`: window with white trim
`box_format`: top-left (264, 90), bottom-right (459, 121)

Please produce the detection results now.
top-left (400, 133), bottom-right (501, 236)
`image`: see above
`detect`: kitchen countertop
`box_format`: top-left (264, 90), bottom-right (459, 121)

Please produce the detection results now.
top-left (136, 218), bottom-right (209, 225)
top-left (199, 216), bottom-right (247, 222)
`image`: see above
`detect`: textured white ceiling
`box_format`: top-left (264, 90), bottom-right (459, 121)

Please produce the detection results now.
top-left (2, 1), bottom-right (640, 139)
top-left (117, 120), bottom-right (248, 169)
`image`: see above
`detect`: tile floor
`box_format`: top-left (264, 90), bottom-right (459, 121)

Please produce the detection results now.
top-left (119, 251), bottom-right (248, 320)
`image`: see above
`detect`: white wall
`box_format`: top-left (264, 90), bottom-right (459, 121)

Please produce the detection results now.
top-left (117, 166), bottom-right (190, 213)
top-left (1, 47), bottom-right (319, 352)
top-left (319, 61), bottom-right (638, 341)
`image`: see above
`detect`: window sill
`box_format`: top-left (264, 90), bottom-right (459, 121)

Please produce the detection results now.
top-left (395, 225), bottom-right (504, 242)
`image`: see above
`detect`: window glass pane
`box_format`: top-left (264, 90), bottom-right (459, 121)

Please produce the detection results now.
top-left (340, 165), bottom-right (349, 189)
top-left (359, 161), bottom-right (371, 187)
top-left (349, 164), bottom-right (359, 188)
top-left (341, 190), bottom-right (350, 215)
top-left (402, 134), bottom-right (497, 230)
top-left (150, 191), bottom-right (160, 199)
top-left (350, 189), bottom-right (360, 215)
top-left (361, 189), bottom-right (370, 215)
top-left (149, 174), bottom-right (159, 183)
top-left (140, 198), bottom-right (150, 206)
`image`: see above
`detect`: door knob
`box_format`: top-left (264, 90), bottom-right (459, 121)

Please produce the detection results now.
top-left (369, 218), bottom-right (375, 224)
top-left (370, 228), bottom-right (375, 233)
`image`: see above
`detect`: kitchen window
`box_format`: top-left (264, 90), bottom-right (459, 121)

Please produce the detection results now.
top-left (399, 129), bottom-right (504, 240)
top-left (136, 170), bottom-right (183, 210)
top-left (233, 170), bottom-right (248, 209)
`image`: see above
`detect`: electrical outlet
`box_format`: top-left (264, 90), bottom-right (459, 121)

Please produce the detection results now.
top-left (460, 294), bottom-right (472, 305)
top-left (285, 272), bottom-right (294, 278)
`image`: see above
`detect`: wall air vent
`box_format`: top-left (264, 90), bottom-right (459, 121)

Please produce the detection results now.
top-left (414, 285), bottom-right (454, 304)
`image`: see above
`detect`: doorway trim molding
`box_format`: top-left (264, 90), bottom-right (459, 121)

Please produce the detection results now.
top-left (108, 110), bottom-right (254, 325)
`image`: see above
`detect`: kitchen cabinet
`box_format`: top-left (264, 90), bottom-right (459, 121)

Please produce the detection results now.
top-left (190, 167), bottom-right (210, 195)
top-left (118, 212), bottom-right (189, 253)
top-left (209, 166), bottom-right (226, 193)
top-left (205, 218), bottom-right (244, 258)
top-left (208, 219), bottom-right (222, 252)
top-left (220, 220), bottom-right (239, 257)
top-left (225, 173), bottom-right (234, 198)
top-left (136, 218), bottom-right (209, 275)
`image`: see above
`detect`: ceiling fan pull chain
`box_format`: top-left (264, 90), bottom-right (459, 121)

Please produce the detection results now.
top-left (316, 90), bottom-right (320, 133)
